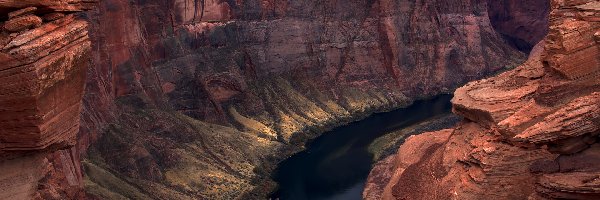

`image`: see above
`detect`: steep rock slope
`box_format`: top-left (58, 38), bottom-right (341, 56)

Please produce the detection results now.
top-left (0, 1), bottom-right (95, 199)
top-left (365, 0), bottom-right (600, 199)
top-left (487, 0), bottom-right (550, 51)
top-left (80, 0), bottom-right (529, 199)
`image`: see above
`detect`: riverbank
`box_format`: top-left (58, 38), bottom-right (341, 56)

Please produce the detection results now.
top-left (270, 95), bottom-right (457, 199)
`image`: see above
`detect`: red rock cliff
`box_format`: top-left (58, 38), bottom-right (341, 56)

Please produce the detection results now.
top-left (365, 0), bottom-right (600, 199)
top-left (0, 1), bottom-right (95, 199)
top-left (86, 0), bottom-right (527, 125)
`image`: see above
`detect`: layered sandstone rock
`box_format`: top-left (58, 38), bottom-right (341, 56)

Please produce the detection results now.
top-left (0, 2), bottom-right (94, 199)
top-left (365, 0), bottom-right (600, 199)
top-left (1, 13), bottom-right (89, 153)
top-left (0, 0), bottom-right (95, 14)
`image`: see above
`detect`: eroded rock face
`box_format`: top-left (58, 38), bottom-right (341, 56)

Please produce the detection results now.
top-left (487, 0), bottom-right (550, 51)
top-left (0, 13), bottom-right (89, 153)
top-left (365, 0), bottom-right (600, 199)
top-left (79, 0), bottom-right (530, 198)
top-left (0, 2), bottom-right (94, 199)
top-left (0, 1), bottom-right (95, 14)
top-left (86, 0), bottom-right (526, 127)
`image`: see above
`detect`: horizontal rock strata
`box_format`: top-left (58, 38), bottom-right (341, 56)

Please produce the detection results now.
top-left (0, 2), bottom-right (95, 199)
top-left (365, 0), bottom-right (600, 199)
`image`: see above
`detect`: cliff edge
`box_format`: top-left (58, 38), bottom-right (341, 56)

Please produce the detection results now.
top-left (364, 0), bottom-right (600, 199)
top-left (0, 1), bottom-right (95, 199)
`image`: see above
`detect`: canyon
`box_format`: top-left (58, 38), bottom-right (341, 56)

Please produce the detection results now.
top-left (364, 0), bottom-right (600, 199)
top-left (82, 0), bottom-right (526, 198)
top-left (0, 0), bottom-right (594, 199)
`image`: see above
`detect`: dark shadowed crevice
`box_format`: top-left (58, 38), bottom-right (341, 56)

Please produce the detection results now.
top-left (486, 0), bottom-right (550, 53)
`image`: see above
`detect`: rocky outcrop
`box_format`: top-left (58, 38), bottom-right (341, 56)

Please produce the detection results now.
top-left (516, 93), bottom-right (599, 146)
top-left (365, 0), bottom-right (600, 199)
top-left (0, 2), bottom-right (94, 199)
top-left (79, 0), bottom-right (530, 198)
top-left (1, 12), bottom-right (89, 153)
top-left (363, 129), bottom-right (454, 200)
top-left (0, 1), bottom-right (95, 13)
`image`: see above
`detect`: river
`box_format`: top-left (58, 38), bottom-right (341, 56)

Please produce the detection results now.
top-left (271, 94), bottom-right (454, 200)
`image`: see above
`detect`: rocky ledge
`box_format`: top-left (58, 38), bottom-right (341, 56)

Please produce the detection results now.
top-left (0, 1), bottom-right (95, 199)
top-left (365, 0), bottom-right (600, 199)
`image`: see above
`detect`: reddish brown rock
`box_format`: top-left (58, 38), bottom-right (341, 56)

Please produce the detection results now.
top-left (78, 0), bottom-right (532, 198)
top-left (487, 0), bottom-right (550, 51)
top-left (531, 144), bottom-right (600, 198)
top-left (365, 121), bottom-right (556, 200)
top-left (81, 0), bottom-right (531, 146)
top-left (3, 14), bottom-right (42, 32)
top-left (0, 2), bottom-right (94, 200)
top-left (88, 0), bottom-right (527, 122)
top-left (536, 172), bottom-right (600, 199)
top-left (0, 0), bottom-right (96, 13)
top-left (35, 148), bottom-right (86, 199)
top-left (516, 93), bottom-right (600, 145)
top-left (544, 1), bottom-right (600, 80)
top-left (42, 13), bottom-right (66, 22)
top-left (8, 7), bottom-right (37, 19)
top-left (0, 153), bottom-right (49, 199)
top-left (451, 42), bottom-right (548, 129)
top-left (364, 129), bottom-right (453, 200)
top-left (0, 0), bottom-right (557, 199)
top-left (366, 0), bottom-right (600, 199)
top-left (0, 13), bottom-right (90, 152)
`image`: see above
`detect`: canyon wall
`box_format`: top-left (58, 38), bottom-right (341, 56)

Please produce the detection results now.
top-left (365, 0), bottom-right (600, 199)
top-left (487, 0), bottom-right (550, 51)
top-left (0, 1), bottom-right (95, 199)
top-left (80, 0), bottom-right (531, 199)
top-left (0, 0), bottom-right (547, 199)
